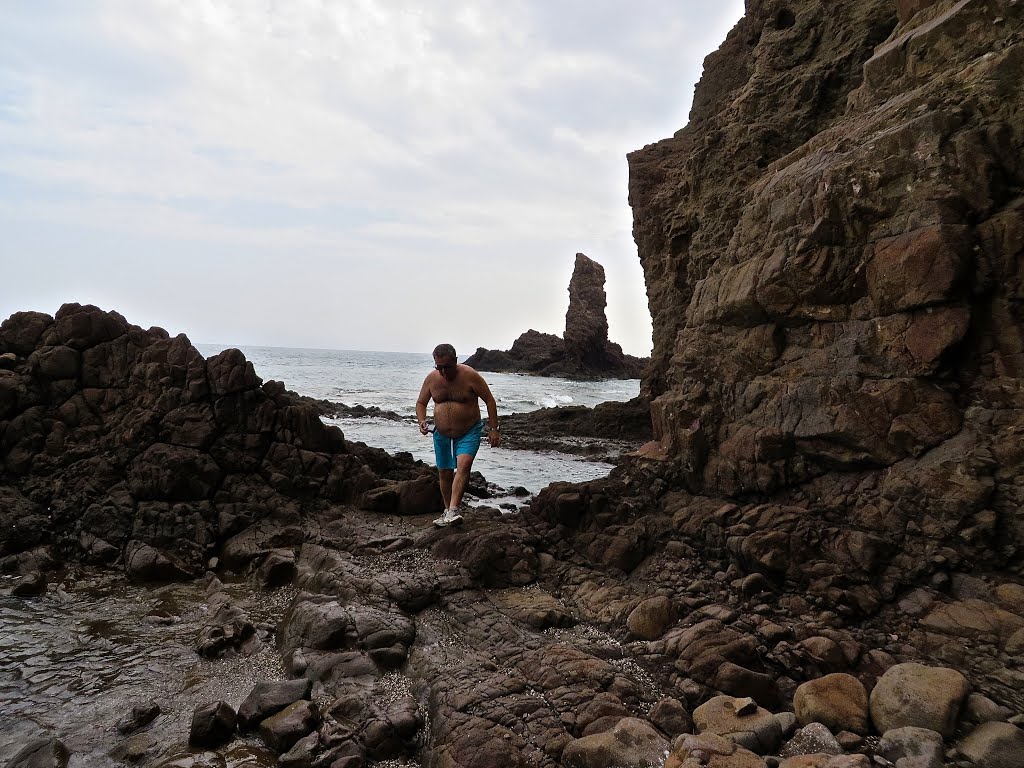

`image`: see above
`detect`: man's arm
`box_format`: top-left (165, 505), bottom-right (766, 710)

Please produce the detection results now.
top-left (415, 376), bottom-right (432, 434)
top-left (473, 373), bottom-right (501, 447)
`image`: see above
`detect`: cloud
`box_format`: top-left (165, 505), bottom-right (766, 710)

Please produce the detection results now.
top-left (0, 0), bottom-right (745, 355)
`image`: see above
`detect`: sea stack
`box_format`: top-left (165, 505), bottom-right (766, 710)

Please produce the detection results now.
top-left (464, 252), bottom-right (646, 378)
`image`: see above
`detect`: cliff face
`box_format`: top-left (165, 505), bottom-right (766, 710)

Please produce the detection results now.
top-left (625, 0), bottom-right (1024, 583)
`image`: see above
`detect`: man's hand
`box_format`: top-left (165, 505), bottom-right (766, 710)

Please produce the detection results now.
top-left (419, 421), bottom-right (430, 435)
top-left (488, 428), bottom-right (501, 448)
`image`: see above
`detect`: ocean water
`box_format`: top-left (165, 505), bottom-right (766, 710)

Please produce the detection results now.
top-left (195, 345), bottom-right (640, 493)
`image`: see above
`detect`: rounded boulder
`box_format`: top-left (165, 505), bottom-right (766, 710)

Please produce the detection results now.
top-left (794, 673), bottom-right (869, 735)
top-left (869, 662), bottom-right (970, 738)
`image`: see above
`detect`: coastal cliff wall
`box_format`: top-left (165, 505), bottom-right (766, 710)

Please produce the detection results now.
top-left (622, 0), bottom-right (1024, 586)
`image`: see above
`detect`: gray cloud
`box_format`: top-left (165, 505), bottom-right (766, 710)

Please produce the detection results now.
top-left (0, 0), bottom-right (745, 355)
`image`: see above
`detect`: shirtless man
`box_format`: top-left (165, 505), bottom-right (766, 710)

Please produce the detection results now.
top-left (416, 343), bottom-right (500, 526)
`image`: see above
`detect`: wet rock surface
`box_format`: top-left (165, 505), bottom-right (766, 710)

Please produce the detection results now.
top-left (465, 253), bottom-right (647, 379)
top-left (4, 496), bottom-right (1024, 767)
top-left (499, 397), bottom-right (653, 461)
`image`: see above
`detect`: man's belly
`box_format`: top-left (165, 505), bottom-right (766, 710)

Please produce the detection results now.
top-left (433, 401), bottom-right (481, 438)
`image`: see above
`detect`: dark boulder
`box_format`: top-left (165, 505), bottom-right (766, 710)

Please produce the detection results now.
top-left (188, 701), bottom-right (237, 748)
top-left (0, 487), bottom-right (47, 557)
top-left (127, 444), bottom-right (221, 501)
top-left (116, 701), bottom-right (162, 734)
top-left (12, 570), bottom-right (47, 597)
top-left (238, 678), bottom-right (314, 731)
top-left (255, 548), bottom-right (297, 588)
top-left (206, 348), bottom-right (261, 397)
top-left (125, 540), bottom-right (195, 582)
top-left (357, 474), bottom-right (443, 516)
top-left (0, 311), bottom-right (54, 356)
top-left (258, 700), bottom-right (320, 754)
top-left (52, 303), bottom-right (129, 350)
top-left (278, 594), bottom-right (415, 667)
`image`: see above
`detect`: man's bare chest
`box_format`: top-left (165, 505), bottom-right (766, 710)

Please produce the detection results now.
top-left (433, 382), bottom-right (475, 404)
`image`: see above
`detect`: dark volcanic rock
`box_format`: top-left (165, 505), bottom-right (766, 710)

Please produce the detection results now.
top-left (255, 548), bottom-right (298, 588)
top-left (195, 586), bottom-right (258, 658)
top-left (116, 700), bottom-right (162, 734)
top-left (11, 570), bottom-right (47, 597)
top-left (499, 396), bottom-right (652, 460)
top-left (125, 540), bottom-right (194, 582)
top-left (564, 252), bottom-right (614, 368)
top-left (258, 700), bottom-right (320, 754)
top-left (464, 253), bottom-right (647, 379)
top-left (466, 329), bottom-right (567, 375)
top-left (0, 303), bottom-right (436, 574)
top-left (610, 0), bottom-right (1024, 599)
top-left (238, 678), bottom-right (314, 731)
top-left (285, 390), bottom-right (403, 421)
top-left (7, 737), bottom-right (70, 768)
top-left (189, 700), bottom-right (237, 748)
top-left (0, 487), bottom-right (49, 557)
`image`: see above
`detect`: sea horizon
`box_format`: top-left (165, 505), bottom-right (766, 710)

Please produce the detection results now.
top-left (196, 341), bottom-right (433, 358)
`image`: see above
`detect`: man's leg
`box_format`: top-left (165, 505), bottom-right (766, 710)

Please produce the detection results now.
top-left (438, 469), bottom-right (454, 510)
top-left (433, 429), bottom-right (456, 513)
top-left (449, 453), bottom-right (475, 510)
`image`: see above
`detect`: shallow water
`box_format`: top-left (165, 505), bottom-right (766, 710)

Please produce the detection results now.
top-left (334, 416), bottom-right (616, 494)
top-left (195, 344), bottom-right (635, 494)
top-left (0, 571), bottom-right (287, 767)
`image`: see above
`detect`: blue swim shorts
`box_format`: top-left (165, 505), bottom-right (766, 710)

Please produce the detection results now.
top-left (433, 420), bottom-right (484, 470)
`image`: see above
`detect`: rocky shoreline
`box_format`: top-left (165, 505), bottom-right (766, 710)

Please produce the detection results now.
top-left (2, 303), bottom-right (1022, 768)
top-left (5, 0), bottom-right (1024, 766)
top-left (6, 470), bottom-right (1024, 768)
top-left (292, 388), bottom-right (652, 464)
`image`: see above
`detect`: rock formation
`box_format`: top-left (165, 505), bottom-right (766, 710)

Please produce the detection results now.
top-left (0, 303), bottom-right (442, 576)
top-left (499, 396), bottom-right (653, 461)
top-left (464, 253), bottom-right (647, 378)
top-left (611, 0), bottom-right (1024, 597)
top-left (5, 3), bottom-right (1024, 767)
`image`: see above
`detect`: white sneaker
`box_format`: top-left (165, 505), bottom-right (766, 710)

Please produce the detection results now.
top-left (433, 508), bottom-right (464, 527)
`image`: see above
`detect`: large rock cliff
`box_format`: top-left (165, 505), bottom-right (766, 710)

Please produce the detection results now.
top-left (609, 0), bottom-right (1024, 595)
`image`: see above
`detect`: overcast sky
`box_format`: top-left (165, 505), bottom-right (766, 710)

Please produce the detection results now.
top-left (1, 1), bottom-right (744, 357)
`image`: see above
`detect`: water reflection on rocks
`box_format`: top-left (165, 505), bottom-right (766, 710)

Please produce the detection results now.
top-left (0, 571), bottom-right (283, 768)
